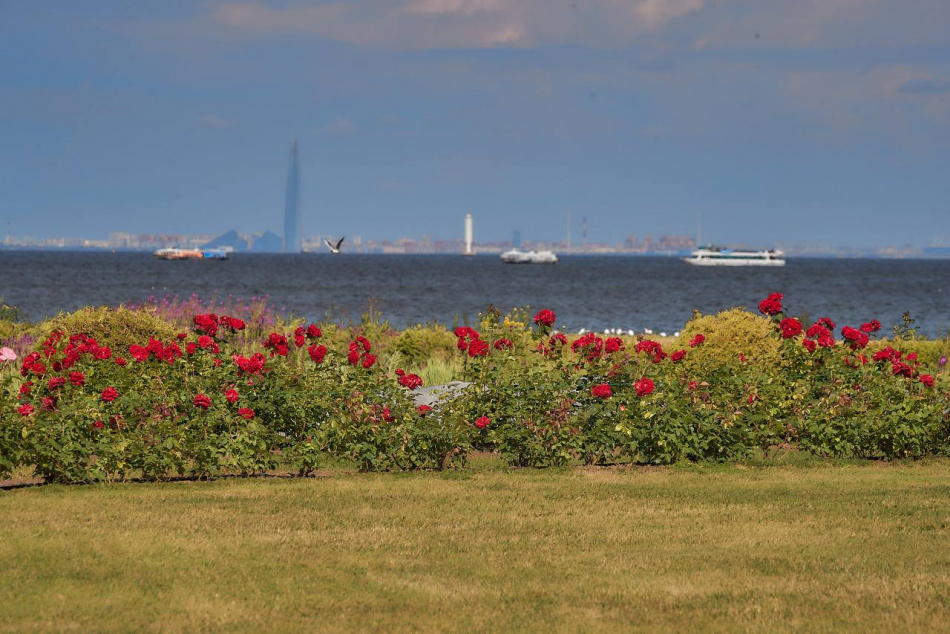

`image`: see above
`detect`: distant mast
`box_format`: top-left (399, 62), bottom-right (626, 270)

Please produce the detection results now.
top-left (566, 210), bottom-right (571, 252)
top-left (283, 138), bottom-right (301, 253)
top-left (463, 213), bottom-right (474, 256)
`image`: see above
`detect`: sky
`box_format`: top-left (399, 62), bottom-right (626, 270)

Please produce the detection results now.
top-left (2, 0), bottom-right (949, 248)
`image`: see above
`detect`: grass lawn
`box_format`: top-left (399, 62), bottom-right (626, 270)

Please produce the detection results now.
top-left (2, 455), bottom-right (949, 632)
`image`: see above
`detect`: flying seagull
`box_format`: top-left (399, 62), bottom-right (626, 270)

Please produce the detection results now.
top-left (324, 236), bottom-right (345, 254)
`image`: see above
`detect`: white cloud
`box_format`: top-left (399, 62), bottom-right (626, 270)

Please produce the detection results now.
top-left (630, 0), bottom-right (704, 30)
top-left (206, 0), bottom-right (708, 49)
top-left (405, 0), bottom-right (505, 15)
top-left (322, 117), bottom-right (358, 134)
top-left (197, 114), bottom-right (237, 128)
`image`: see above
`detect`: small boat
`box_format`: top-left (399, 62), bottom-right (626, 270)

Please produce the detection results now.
top-left (154, 247), bottom-right (229, 260)
top-left (682, 246), bottom-right (785, 266)
top-left (500, 249), bottom-right (559, 264)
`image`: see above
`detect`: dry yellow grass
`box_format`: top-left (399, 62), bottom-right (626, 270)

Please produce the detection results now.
top-left (2, 457), bottom-right (949, 632)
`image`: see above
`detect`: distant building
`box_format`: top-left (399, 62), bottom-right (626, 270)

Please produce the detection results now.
top-left (283, 138), bottom-right (301, 253)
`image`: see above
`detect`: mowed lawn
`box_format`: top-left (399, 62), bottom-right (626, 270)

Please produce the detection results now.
top-left (2, 457), bottom-right (950, 632)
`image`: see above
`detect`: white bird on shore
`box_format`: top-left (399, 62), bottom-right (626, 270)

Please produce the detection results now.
top-left (645, 328), bottom-right (653, 335)
top-left (324, 236), bottom-right (345, 254)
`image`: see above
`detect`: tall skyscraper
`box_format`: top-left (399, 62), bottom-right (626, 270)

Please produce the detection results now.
top-left (283, 138), bottom-right (301, 253)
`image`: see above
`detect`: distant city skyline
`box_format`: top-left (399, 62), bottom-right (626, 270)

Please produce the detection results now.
top-left (2, 1), bottom-right (949, 249)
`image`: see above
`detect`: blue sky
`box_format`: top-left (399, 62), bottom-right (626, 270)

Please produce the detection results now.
top-left (2, 0), bottom-right (949, 248)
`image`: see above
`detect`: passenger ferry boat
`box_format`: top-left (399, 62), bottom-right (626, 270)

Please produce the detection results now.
top-left (682, 246), bottom-right (785, 266)
top-left (153, 247), bottom-right (229, 260)
top-left (500, 249), bottom-right (559, 264)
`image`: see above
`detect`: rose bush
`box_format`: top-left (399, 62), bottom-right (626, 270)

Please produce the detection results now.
top-left (1, 297), bottom-right (948, 483)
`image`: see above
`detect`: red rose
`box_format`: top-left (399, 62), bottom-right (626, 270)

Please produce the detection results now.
top-left (186, 343), bottom-right (198, 355)
top-left (305, 324), bottom-right (322, 339)
top-left (417, 404), bottom-right (433, 415)
top-left (591, 383), bottom-right (612, 399)
top-left (92, 420), bottom-right (104, 430)
top-left (841, 326), bottom-right (869, 350)
top-left (347, 350), bottom-right (360, 365)
top-left (605, 337), bottom-right (624, 353)
top-left (670, 350), bottom-right (686, 363)
top-left (689, 334), bottom-right (705, 348)
top-left (533, 309), bottom-right (556, 328)
top-left (264, 333), bottom-right (289, 357)
top-left (757, 292), bottom-right (784, 316)
top-left (635, 340), bottom-right (666, 363)
top-left (396, 371), bottom-right (423, 389)
top-left (572, 333), bottom-right (604, 361)
top-left (475, 416), bottom-right (491, 429)
top-left (873, 347), bottom-right (900, 363)
top-left (802, 339), bottom-right (817, 352)
top-left (176, 332), bottom-right (187, 340)
top-left (891, 361), bottom-right (913, 377)
top-left (48, 377), bottom-right (66, 390)
top-left (100, 386), bottom-right (118, 402)
top-left (493, 338), bottom-right (514, 350)
top-left (920, 374), bottom-right (935, 388)
top-left (238, 407), bottom-right (256, 420)
top-left (68, 371), bottom-right (85, 386)
top-left (193, 313), bottom-right (219, 337)
top-left (129, 344), bottom-right (149, 362)
top-left (860, 319), bottom-right (882, 333)
top-left (233, 353), bottom-right (266, 375)
top-left (634, 377), bottom-right (655, 397)
top-left (19, 382), bottom-right (33, 396)
top-left (381, 406), bottom-right (395, 422)
top-left (361, 353), bottom-right (377, 369)
top-left (779, 318), bottom-right (803, 339)
top-left (198, 335), bottom-right (214, 349)
top-left (467, 339), bottom-right (490, 357)
top-left (224, 388), bottom-right (239, 403)
top-left (816, 317), bottom-right (836, 331)
top-left (549, 333), bottom-right (568, 347)
top-left (308, 344), bottom-right (328, 364)
top-left (193, 393), bottom-right (212, 409)
top-left (115, 357), bottom-right (127, 366)
top-left (294, 333), bottom-right (305, 348)
top-left (18, 403), bottom-right (34, 416)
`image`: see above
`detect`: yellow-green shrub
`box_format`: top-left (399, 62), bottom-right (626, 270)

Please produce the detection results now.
top-left (867, 338), bottom-right (950, 369)
top-left (394, 326), bottom-right (457, 367)
top-left (676, 308), bottom-right (781, 371)
top-left (37, 307), bottom-right (179, 353)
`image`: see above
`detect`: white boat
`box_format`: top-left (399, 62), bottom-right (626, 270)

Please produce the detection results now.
top-left (500, 249), bottom-right (559, 264)
top-left (154, 247), bottom-right (229, 260)
top-left (682, 246), bottom-right (785, 266)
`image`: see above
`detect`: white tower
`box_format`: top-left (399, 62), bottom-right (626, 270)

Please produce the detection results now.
top-left (464, 213), bottom-right (474, 256)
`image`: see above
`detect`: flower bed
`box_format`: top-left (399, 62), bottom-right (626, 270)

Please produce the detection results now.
top-left (1, 294), bottom-right (948, 483)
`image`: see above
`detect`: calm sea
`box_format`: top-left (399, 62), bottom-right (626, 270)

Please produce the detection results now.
top-left (1, 252), bottom-right (948, 337)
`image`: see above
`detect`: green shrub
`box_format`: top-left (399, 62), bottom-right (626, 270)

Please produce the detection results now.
top-left (393, 326), bottom-right (457, 367)
top-left (37, 307), bottom-right (179, 355)
top-left (677, 308), bottom-right (781, 372)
